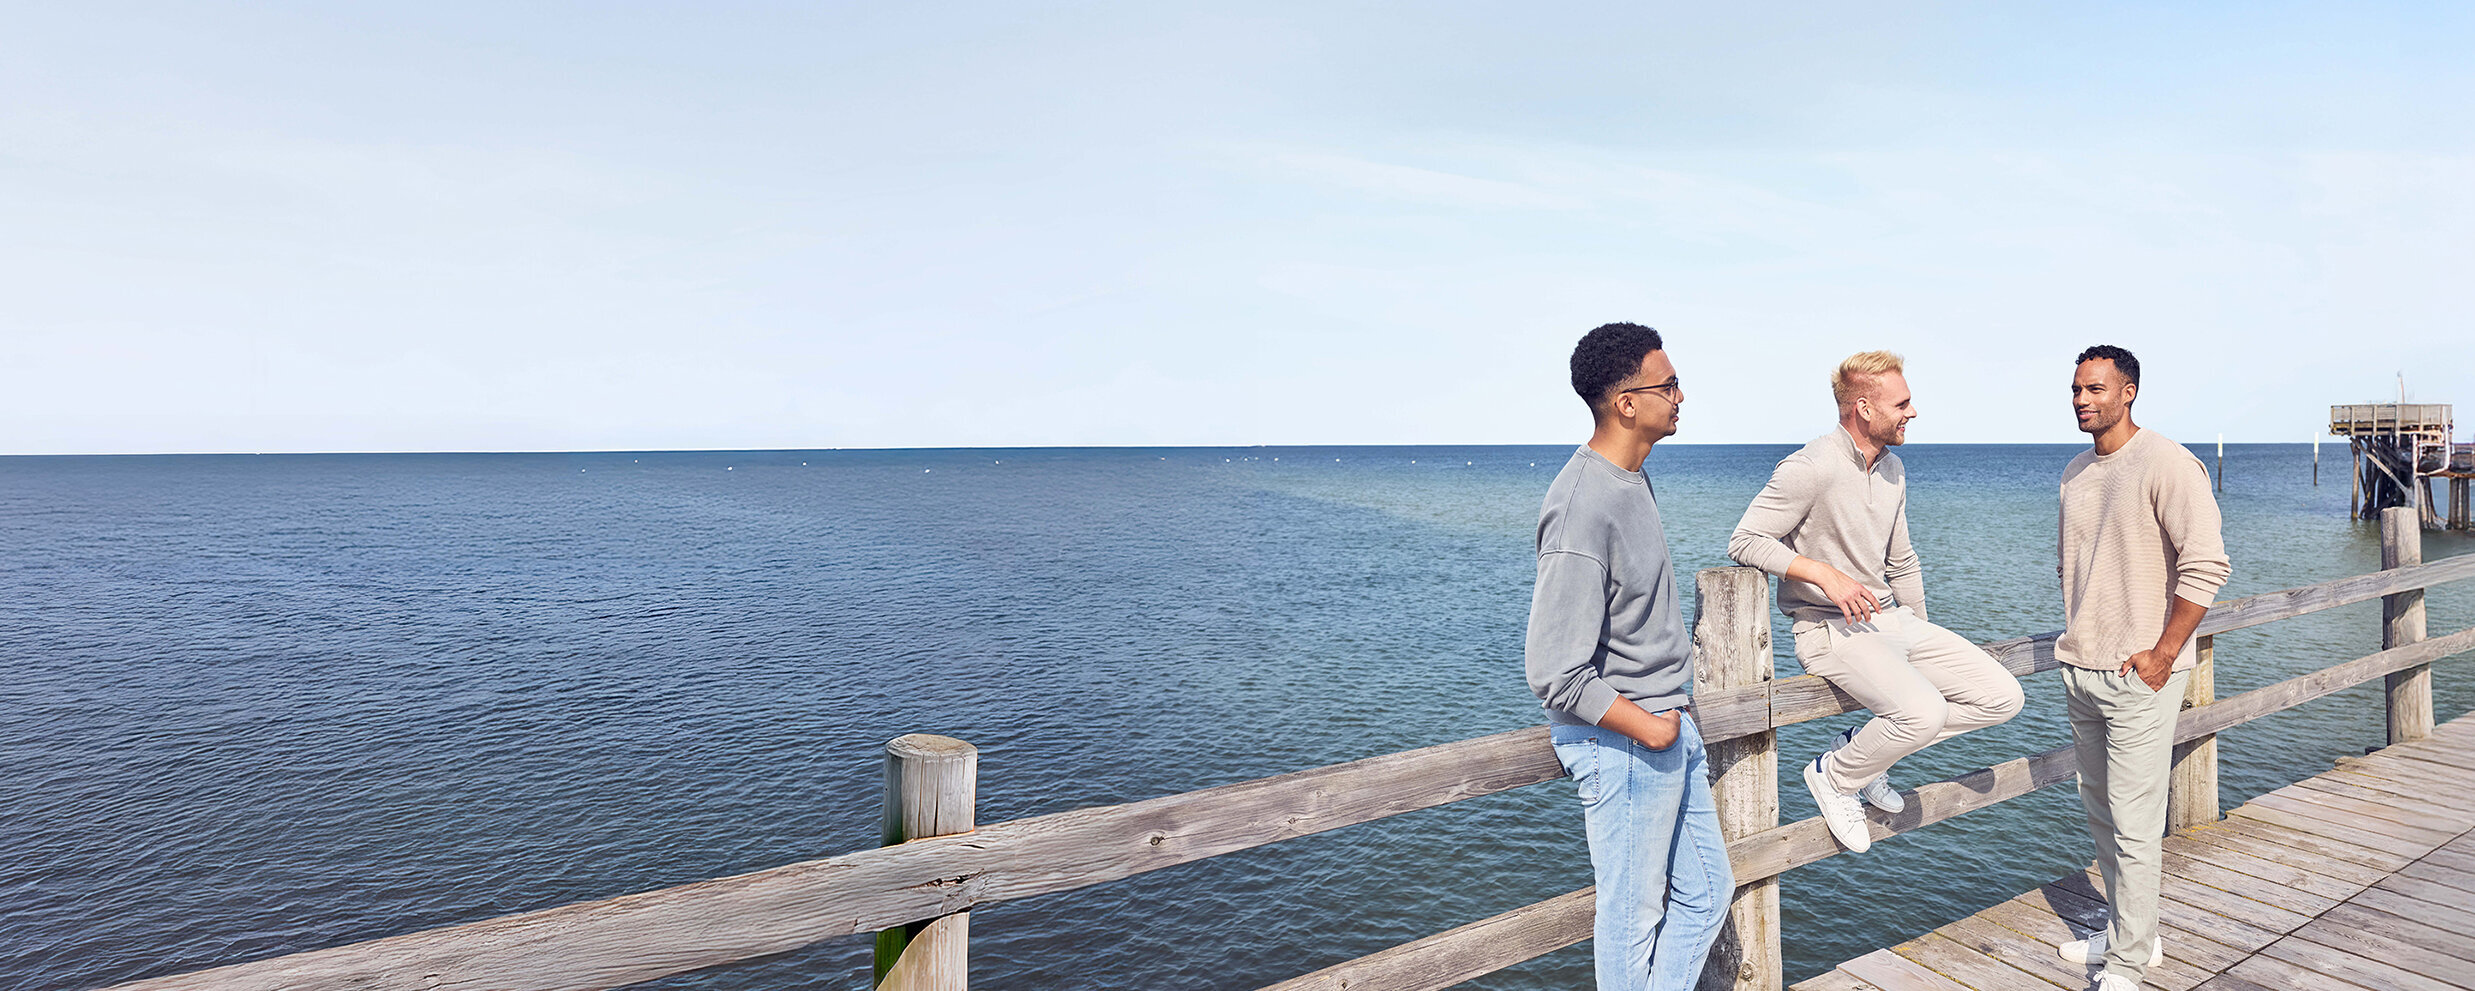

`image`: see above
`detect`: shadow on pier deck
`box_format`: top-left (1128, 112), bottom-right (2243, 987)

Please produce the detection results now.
top-left (1800, 712), bottom-right (2475, 991)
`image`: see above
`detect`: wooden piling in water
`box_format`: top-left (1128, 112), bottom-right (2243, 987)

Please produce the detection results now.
top-left (1695, 568), bottom-right (1779, 991)
top-left (2381, 509), bottom-right (2432, 745)
top-left (877, 734), bottom-right (978, 990)
top-left (2350, 439), bottom-right (2362, 518)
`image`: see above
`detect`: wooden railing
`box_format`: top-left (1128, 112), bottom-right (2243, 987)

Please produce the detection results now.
top-left (97, 508), bottom-right (2475, 991)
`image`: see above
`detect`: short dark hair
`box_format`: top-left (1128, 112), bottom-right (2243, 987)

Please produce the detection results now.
top-left (1571, 322), bottom-right (1665, 415)
top-left (2074, 344), bottom-right (2140, 393)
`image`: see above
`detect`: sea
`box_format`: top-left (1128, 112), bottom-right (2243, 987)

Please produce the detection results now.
top-left (4, 443), bottom-right (2471, 991)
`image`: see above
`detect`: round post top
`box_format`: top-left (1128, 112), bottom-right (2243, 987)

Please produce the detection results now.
top-left (887, 734), bottom-right (976, 760)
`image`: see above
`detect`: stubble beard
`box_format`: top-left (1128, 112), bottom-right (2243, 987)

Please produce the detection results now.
top-left (1869, 415), bottom-right (1905, 448)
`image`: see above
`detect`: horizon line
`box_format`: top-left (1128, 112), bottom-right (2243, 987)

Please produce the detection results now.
top-left (0, 438), bottom-right (2366, 458)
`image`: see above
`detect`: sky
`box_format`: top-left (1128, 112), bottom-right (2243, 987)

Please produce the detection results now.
top-left (5, 2), bottom-right (2472, 454)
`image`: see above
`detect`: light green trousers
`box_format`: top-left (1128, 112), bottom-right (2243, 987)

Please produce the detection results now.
top-left (2062, 663), bottom-right (2190, 983)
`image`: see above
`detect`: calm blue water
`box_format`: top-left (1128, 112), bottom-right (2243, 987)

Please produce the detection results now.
top-left (3, 443), bottom-right (2469, 991)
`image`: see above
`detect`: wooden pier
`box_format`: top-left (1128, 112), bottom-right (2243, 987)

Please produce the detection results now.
top-left (1796, 713), bottom-right (2475, 991)
top-left (84, 509), bottom-right (2475, 991)
top-left (2332, 402), bottom-right (2472, 529)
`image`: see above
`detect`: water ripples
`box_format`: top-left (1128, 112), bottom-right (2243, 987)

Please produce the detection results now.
top-left (1, 445), bottom-right (2467, 990)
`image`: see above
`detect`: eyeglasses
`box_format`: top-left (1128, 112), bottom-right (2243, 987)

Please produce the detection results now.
top-left (1620, 377), bottom-right (1682, 402)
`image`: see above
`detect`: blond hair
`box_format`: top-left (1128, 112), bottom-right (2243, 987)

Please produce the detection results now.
top-left (1830, 351), bottom-right (1905, 407)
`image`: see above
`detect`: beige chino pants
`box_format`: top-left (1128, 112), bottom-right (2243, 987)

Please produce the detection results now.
top-left (2062, 663), bottom-right (2191, 983)
top-left (1792, 606), bottom-right (2025, 795)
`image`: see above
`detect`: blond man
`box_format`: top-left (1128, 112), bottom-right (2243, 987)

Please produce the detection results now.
top-left (1728, 351), bottom-right (2023, 853)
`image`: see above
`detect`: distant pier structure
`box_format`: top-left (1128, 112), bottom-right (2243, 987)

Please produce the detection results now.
top-left (2331, 402), bottom-right (2473, 529)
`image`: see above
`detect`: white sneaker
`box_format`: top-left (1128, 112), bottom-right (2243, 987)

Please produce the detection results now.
top-left (2090, 975), bottom-right (2136, 991)
top-left (2057, 931), bottom-right (2163, 967)
top-left (1803, 754), bottom-right (1872, 853)
top-left (1832, 727), bottom-right (1906, 814)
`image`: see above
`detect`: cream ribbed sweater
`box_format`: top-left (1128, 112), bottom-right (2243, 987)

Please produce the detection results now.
top-left (2057, 428), bottom-right (2232, 672)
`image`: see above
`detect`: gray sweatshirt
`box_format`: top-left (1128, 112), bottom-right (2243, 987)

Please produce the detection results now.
top-left (1728, 428), bottom-right (1927, 625)
top-left (1524, 445), bottom-right (1693, 725)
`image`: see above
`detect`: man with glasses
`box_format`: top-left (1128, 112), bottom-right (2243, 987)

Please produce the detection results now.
top-left (1728, 351), bottom-right (2023, 855)
top-left (2052, 345), bottom-right (2229, 991)
top-left (1526, 322), bottom-right (1731, 991)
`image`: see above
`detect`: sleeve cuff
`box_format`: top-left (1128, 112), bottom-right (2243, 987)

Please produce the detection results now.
top-left (1575, 679), bottom-right (1621, 726)
top-left (1730, 537), bottom-right (1797, 577)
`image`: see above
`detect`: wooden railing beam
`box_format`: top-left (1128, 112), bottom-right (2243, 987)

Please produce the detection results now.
top-left (97, 725), bottom-right (1566, 991)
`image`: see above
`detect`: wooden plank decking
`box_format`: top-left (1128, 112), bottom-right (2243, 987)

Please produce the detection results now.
top-left (1796, 711), bottom-right (2475, 991)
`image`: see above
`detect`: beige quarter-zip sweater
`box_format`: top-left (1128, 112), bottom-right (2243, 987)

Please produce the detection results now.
top-left (2057, 428), bottom-right (2232, 673)
top-left (1729, 427), bottom-right (1926, 625)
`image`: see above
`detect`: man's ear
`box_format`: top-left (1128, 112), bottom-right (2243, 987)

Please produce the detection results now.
top-left (2122, 380), bottom-right (2137, 406)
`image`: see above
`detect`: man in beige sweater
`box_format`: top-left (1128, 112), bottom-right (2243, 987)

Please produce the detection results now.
top-left (1730, 351), bottom-right (2023, 855)
top-left (2052, 345), bottom-right (2231, 991)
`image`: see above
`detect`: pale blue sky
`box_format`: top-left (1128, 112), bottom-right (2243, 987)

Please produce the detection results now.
top-left (6, 3), bottom-right (2470, 453)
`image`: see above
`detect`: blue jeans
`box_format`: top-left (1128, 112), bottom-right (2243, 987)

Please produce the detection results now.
top-left (1551, 713), bottom-right (1733, 991)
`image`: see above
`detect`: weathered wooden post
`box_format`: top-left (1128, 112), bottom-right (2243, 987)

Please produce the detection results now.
top-left (2350, 439), bottom-right (2362, 519)
top-left (1694, 566), bottom-right (1779, 991)
top-left (875, 734), bottom-right (977, 990)
top-left (2381, 508), bottom-right (2432, 744)
top-left (2166, 635), bottom-right (2218, 830)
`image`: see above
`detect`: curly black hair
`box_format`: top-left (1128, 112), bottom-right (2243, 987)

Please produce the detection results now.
top-left (1571, 323), bottom-right (1665, 416)
top-left (2074, 344), bottom-right (2140, 392)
